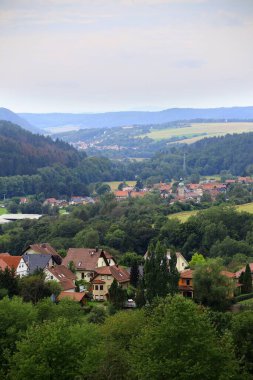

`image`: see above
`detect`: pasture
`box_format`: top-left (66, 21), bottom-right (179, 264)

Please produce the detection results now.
top-left (140, 122), bottom-right (253, 143)
top-left (105, 181), bottom-right (136, 191)
top-left (168, 202), bottom-right (253, 223)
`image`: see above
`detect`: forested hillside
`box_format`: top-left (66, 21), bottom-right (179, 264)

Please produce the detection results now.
top-left (0, 121), bottom-right (82, 176)
top-left (135, 132), bottom-right (253, 181)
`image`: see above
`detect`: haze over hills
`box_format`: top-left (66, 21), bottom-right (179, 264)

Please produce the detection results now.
top-left (20, 106), bottom-right (253, 131)
top-left (0, 107), bottom-right (41, 134)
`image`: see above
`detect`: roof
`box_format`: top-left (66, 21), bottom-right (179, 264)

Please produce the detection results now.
top-left (63, 248), bottom-right (109, 271)
top-left (46, 265), bottom-right (76, 291)
top-left (180, 269), bottom-right (194, 279)
top-left (221, 270), bottom-right (236, 279)
top-left (58, 291), bottom-right (86, 302)
top-left (92, 279), bottom-right (105, 284)
top-left (93, 265), bottom-right (130, 283)
top-left (0, 258), bottom-right (9, 271)
top-left (0, 255), bottom-right (23, 270)
top-left (114, 190), bottom-right (129, 197)
top-left (130, 191), bottom-right (147, 198)
top-left (23, 253), bottom-right (53, 273)
top-left (235, 263), bottom-right (253, 278)
top-left (24, 243), bottom-right (59, 256)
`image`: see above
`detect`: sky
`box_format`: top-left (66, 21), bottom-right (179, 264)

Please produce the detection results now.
top-left (0, 0), bottom-right (253, 113)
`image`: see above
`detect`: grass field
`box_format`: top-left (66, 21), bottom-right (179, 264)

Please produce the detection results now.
top-left (140, 122), bottom-right (253, 143)
top-left (105, 181), bottom-right (136, 191)
top-left (0, 207), bottom-right (7, 215)
top-left (168, 202), bottom-right (253, 223)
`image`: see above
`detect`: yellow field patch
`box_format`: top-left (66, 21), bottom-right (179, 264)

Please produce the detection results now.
top-left (105, 181), bottom-right (136, 191)
top-left (140, 122), bottom-right (253, 143)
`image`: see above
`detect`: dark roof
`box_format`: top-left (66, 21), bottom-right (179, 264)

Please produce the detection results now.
top-left (63, 248), bottom-right (109, 271)
top-left (23, 253), bottom-right (53, 273)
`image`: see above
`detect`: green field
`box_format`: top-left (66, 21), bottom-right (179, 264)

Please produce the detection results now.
top-left (0, 207), bottom-right (7, 215)
top-left (168, 202), bottom-right (253, 223)
top-left (105, 181), bottom-right (136, 191)
top-left (140, 122), bottom-right (253, 143)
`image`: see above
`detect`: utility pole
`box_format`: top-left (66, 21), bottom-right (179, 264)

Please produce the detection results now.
top-left (183, 153), bottom-right (186, 173)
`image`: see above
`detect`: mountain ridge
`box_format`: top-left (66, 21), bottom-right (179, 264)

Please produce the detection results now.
top-left (19, 106), bottom-right (253, 130)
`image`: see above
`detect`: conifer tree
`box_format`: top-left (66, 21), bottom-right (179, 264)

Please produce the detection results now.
top-left (243, 264), bottom-right (252, 294)
top-left (168, 250), bottom-right (179, 295)
top-left (130, 260), bottom-right (139, 288)
top-left (135, 278), bottom-right (146, 308)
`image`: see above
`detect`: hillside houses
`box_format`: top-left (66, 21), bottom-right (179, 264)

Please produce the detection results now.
top-left (0, 254), bottom-right (28, 277)
top-left (62, 247), bottom-right (116, 281)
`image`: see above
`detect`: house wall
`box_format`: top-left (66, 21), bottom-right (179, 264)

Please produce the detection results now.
top-left (97, 257), bottom-right (108, 268)
top-left (16, 258), bottom-right (28, 277)
top-left (76, 269), bottom-right (95, 281)
top-left (176, 255), bottom-right (188, 273)
top-left (178, 277), bottom-right (193, 287)
top-left (92, 275), bottom-right (130, 300)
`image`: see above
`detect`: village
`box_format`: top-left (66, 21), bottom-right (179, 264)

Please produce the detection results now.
top-left (0, 241), bottom-right (250, 306)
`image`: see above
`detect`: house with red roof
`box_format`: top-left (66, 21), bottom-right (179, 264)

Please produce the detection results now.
top-left (58, 291), bottom-right (88, 304)
top-left (44, 265), bottom-right (76, 292)
top-left (0, 253), bottom-right (28, 277)
top-left (91, 265), bottom-right (130, 301)
top-left (62, 247), bottom-right (116, 281)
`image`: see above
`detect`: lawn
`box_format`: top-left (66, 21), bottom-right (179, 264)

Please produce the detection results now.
top-left (105, 181), bottom-right (136, 191)
top-left (139, 122), bottom-right (253, 143)
top-left (0, 207), bottom-right (7, 215)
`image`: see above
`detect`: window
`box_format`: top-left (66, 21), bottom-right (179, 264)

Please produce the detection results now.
top-left (186, 279), bottom-right (190, 285)
top-left (107, 275), bottom-right (111, 280)
top-left (50, 275), bottom-right (54, 280)
top-left (182, 262), bottom-right (184, 267)
top-left (95, 285), bottom-right (98, 290)
top-left (101, 275), bottom-right (104, 280)
top-left (81, 272), bottom-right (84, 279)
top-left (100, 285), bottom-right (103, 290)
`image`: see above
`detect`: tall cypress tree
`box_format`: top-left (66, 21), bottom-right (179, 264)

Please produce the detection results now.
top-left (130, 260), bottom-right (139, 288)
top-left (144, 241), bottom-right (169, 303)
top-left (243, 264), bottom-right (252, 294)
top-left (168, 250), bottom-right (179, 295)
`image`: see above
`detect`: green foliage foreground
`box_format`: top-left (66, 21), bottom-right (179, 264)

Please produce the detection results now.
top-left (0, 295), bottom-right (248, 380)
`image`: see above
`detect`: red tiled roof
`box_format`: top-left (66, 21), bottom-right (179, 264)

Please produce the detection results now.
top-left (58, 291), bottom-right (85, 302)
top-left (92, 279), bottom-right (105, 284)
top-left (130, 191), bottom-right (147, 198)
top-left (93, 265), bottom-right (130, 283)
top-left (47, 265), bottom-right (76, 291)
top-left (0, 258), bottom-right (9, 271)
top-left (25, 243), bottom-right (59, 256)
top-left (63, 248), bottom-right (109, 271)
top-left (221, 270), bottom-right (235, 279)
top-left (114, 191), bottom-right (129, 197)
top-left (180, 269), bottom-right (194, 279)
top-left (0, 255), bottom-right (23, 270)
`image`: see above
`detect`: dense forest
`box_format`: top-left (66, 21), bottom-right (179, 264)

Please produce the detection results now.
top-left (0, 121), bottom-right (82, 176)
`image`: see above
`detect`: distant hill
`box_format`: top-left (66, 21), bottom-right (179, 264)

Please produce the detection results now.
top-left (0, 121), bottom-right (82, 176)
top-left (0, 107), bottom-right (41, 133)
top-left (20, 106), bottom-right (253, 130)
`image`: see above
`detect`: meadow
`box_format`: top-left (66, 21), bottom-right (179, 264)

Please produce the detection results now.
top-left (105, 181), bottom-right (136, 191)
top-left (140, 122), bottom-right (253, 143)
top-left (168, 203), bottom-right (253, 223)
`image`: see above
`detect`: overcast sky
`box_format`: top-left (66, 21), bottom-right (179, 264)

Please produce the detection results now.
top-left (0, 0), bottom-right (253, 113)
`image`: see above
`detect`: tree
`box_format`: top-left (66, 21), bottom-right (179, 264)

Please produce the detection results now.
top-left (194, 260), bottom-right (234, 311)
top-left (130, 260), bottom-right (139, 288)
top-left (96, 183), bottom-right (111, 195)
top-left (189, 252), bottom-right (206, 269)
top-left (0, 297), bottom-right (37, 376)
top-left (144, 242), bottom-right (169, 303)
top-left (108, 279), bottom-right (127, 309)
top-left (167, 250), bottom-right (179, 295)
top-left (239, 264), bottom-right (253, 294)
top-left (18, 275), bottom-right (54, 304)
top-left (231, 311), bottom-right (253, 374)
top-left (129, 296), bottom-right (240, 380)
top-left (8, 318), bottom-right (101, 380)
top-left (135, 277), bottom-right (146, 308)
top-left (0, 267), bottom-right (19, 297)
